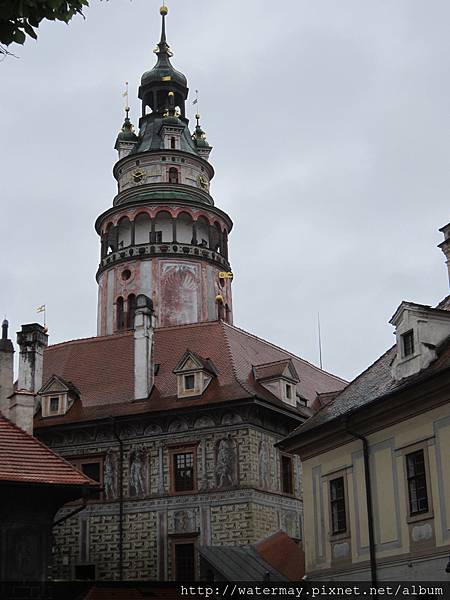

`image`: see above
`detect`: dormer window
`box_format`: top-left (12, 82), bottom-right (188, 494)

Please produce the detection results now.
top-left (390, 301), bottom-right (450, 381)
top-left (173, 350), bottom-right (217, 399)
top-left (402, 330), bottom-right (415, 357)
top-left (253, 359), bottom-right (300, 407)
top-left (39, 375), bottom-right (80, 418)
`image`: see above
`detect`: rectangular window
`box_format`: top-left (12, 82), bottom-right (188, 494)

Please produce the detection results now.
top-left (174, 543), bottom-right (195, 581)
top-left (406, 450), bottom-right (429, 515)
top-left (173, 452), bottom-right (195, 492)
top-left (330, 477), bottom-right (347, 534)
top-left (49, 396), bottom-right (60, 413)
top-left (402, 330), bottom-right (415, 357)
top-left (70, 457), bottom-right (103, 501)
top-left (281, 455), bottom-right (293, 495)
top-left (155, 231), bottom-right (162, 243)
top-left (184, 374), bottom-right (195, 390)
top-left (285, 383), bottom-right (292, 399)
top-left (81, 461), bottom-right (101, 500)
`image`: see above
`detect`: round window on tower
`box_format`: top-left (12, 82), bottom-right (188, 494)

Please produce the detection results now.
top-left (121, 269), bottom-right (131, 281)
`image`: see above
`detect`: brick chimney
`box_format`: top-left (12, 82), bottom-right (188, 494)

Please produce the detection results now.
top-left (134, 295), bottom-right (155, 400)
top-left (0, 319), bottom-right (14, 419)
top-left (438, 222), bottom-right (450, 287)
top-left (10, 323), bottom-right (48, 434)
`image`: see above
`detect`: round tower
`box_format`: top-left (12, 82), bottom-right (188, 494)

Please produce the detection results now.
top-left (95, 6), bottom-right (233, 335)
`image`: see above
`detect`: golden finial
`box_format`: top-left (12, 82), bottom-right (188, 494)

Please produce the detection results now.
top-left (160, 4), bottom-right (168, 16)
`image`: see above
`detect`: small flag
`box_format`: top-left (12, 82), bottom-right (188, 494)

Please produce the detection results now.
top-left (37, 305), bottom-right (45, 313)
top-left (192, 98), bottom-right (198, 105)
top-left (122, 81), bottom-right (129, 97)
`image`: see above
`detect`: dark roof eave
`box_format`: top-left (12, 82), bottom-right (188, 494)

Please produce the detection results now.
top-left (278, 362), bottom-right (450, 451)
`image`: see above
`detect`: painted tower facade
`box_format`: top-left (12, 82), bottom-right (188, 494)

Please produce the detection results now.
top-left (96, 6), bottom-right (233, 335)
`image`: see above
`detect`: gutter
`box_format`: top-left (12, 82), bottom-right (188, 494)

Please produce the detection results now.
top-left (112, 417), bottom-right (124, 581)
top-left (345, 421), bottom-right (377, 590)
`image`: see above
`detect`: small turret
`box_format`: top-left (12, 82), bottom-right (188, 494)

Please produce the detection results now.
top-left (115, 107), bottom-right (138, 159)
top-left (192, 113), bottom-right (212, 160)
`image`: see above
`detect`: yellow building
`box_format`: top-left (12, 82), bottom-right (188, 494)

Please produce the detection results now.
top-left (280, 225), bottom-right (450, 582)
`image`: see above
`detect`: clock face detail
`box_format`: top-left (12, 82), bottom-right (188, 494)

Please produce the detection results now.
top-left (132, 169), bottom-right (145, 184)
top-left (197, 174), bottom-right (208, 190)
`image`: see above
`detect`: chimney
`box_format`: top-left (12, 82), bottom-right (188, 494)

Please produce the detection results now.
top-left (438, 222), bottom-right (450, 287)
top-left (17, 323), bottom-right (48, 393)
top-left (0, 319), bottom-right (14, 419)
top-left (10, 323), bottom-right (48, 434)
top-left (134, 295), bottom-right (155, 400)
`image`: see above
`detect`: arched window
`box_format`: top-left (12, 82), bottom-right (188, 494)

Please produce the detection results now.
top-left (117, 217), bottom-right (132, 248)
top-left (170, 137), bottom-right (176, 150)
top-left (177, 212), bottom-right (193, 244)
top-left (169, 167), bottom-right (179, 184)
top-left (116, 297), bottom-right (125, 331)
top-left (127, 294), bottom-right (137, 329)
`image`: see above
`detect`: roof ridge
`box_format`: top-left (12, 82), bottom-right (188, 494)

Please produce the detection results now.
top-left (220, 321), bottom-right (255, 398)
top-left (47, 331), bottom-right (133, 350)
top-left (291, 344), bottom-right (397, 433)
top-left (0, 414), bottom-right (96, 485)
top-left (222, 321), bottom-right (347, 384)
top-left (156, 321), bottom-right (220, 333)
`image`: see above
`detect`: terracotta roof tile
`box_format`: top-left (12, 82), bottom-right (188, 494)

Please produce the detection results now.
top-left (36, 321), bottom-right (347, 427)
top-left (0, 414), bottom-right (97, 486)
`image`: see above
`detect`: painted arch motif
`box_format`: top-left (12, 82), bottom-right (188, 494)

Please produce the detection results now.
top-left (159, 263), bottom-right (200, 327)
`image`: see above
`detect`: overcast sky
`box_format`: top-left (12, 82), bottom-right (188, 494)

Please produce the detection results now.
top-left (1, 0), bottom-right (449, 382)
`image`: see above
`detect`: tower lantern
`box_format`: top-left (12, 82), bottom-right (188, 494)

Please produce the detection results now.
top-left (95, 5), bottom-right (233, 335)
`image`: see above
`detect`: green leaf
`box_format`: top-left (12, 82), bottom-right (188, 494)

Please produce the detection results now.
top-left (12, 28), bottom-right (26, 44)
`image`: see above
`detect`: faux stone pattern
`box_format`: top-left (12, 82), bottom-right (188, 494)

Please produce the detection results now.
top-left (47, 419), bottom-right (303, 581)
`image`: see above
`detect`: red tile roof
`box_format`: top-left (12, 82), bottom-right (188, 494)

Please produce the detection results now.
top-left (0, 414), bottom-right (97, 486)
top-left (253, 359), bottom-right (299, 382)
top-left (255, 531), bottom-right (305, 581)
top-left (36, 321), bottom-right (347, 427)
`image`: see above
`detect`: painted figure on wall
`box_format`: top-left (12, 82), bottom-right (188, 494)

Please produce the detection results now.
top-left (215, 436), bottom-right (237, 488)
top-left (129, 446), bottom-right (147, 497)
top-left (104, 449), bottom-right (118, 500)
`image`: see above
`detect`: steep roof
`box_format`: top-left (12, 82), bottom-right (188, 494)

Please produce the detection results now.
top-left (0, 414), bottom-right (97, 487)
top-left (283, 296), bottom-right (450, 441)
top-left (36, 321), bottom-right (346, 427)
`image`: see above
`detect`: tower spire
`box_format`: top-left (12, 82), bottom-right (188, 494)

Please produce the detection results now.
top-left (155, 4), bottom-right (172, 59)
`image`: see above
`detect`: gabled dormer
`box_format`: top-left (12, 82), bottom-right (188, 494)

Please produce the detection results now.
top-left (38, 375), bottom-right (80, 418)
top-left (390, 301), bottom-right (450, 381)
top-left (173, 350), bottom-right (217, 398)
top-left (253, 359), bottom-right (300, 406)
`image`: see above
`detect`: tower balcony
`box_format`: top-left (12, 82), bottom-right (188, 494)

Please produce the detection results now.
top-left (97, 241), bottom-right (231, 278)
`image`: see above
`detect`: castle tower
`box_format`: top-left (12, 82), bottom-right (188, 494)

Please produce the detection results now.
top-left (96, 6), bottom-right (233, 335)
